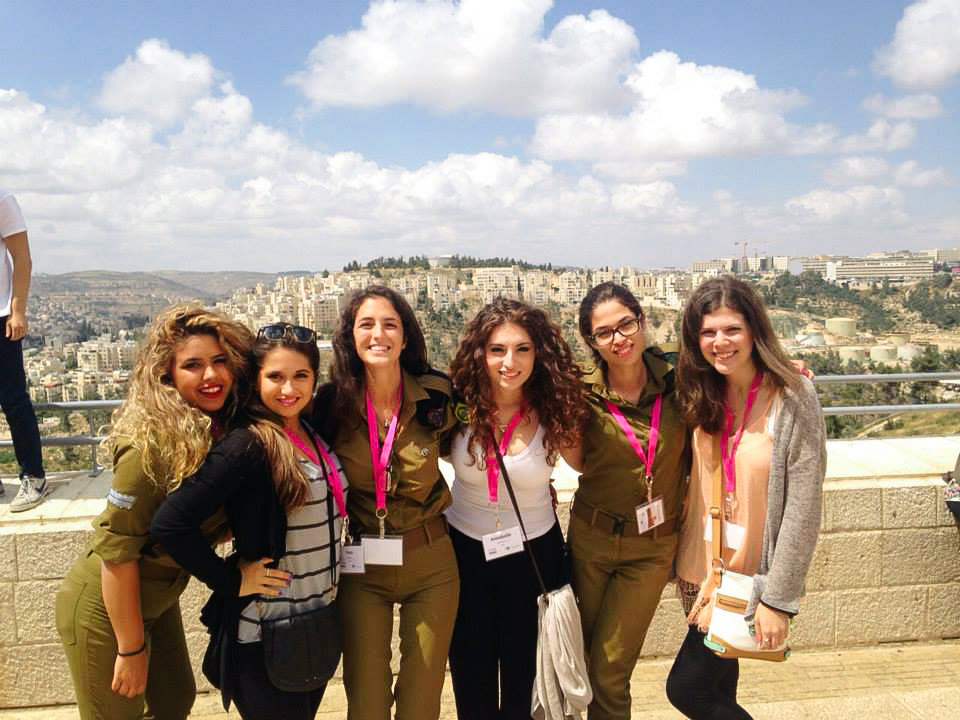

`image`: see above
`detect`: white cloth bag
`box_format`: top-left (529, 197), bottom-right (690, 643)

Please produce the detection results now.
top-left (531, 584), bottom-right (593, 720)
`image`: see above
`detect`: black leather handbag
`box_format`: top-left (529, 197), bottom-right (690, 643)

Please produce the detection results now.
top-left (260, 480), bottom-right (343, 691)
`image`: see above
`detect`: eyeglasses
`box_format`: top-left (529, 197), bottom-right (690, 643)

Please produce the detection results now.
top-left (257, 323), bottom-right (317, 344)
top-left (588, 317), bottom-right (641, 346)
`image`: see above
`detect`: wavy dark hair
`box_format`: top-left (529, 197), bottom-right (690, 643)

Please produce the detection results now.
top-left (247, 332), bottom-right (322, 511)
top-left (677, 275), bottom-right (800, 433)
top-left (577, 282), bottom-right (646, 369)
top-left (450, 297), bottom-right (588, 465)
top-left (329, 285), bottom-right (429, 418)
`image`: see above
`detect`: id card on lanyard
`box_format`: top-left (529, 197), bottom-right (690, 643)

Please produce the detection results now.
top-left (605, 394), bottom-right (665, 532)
top-left (361, 388), bottom-right (404, 566)
top-left (481, 405), bottom-right (527, 562)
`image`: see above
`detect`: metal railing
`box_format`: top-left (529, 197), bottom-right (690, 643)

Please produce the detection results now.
top-left (0, 399), bottom-right (120, 476)
top-left (812, 371), bottom-right (960, 416)
top-left (4, 372), bottom-right (960, 476)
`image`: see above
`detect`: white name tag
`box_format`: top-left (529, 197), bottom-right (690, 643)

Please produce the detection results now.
top-left (341, 544), bottom-right (366, 574)
top-left (704, 518), bottom-right (746, 551)
top-left (481, 525), bottom-right (524, 561)
top-left (636, 497), bottom-right (665, 533)
top-left (362, 535), bottom-right (404, 566)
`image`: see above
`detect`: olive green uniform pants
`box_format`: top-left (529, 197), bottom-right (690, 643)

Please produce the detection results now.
top-left (55, 553), bottom-right (195, 720)
top-left (338, 534), bottom-right (459, 720)
top-left (569, 514), bottom-right (678, 720)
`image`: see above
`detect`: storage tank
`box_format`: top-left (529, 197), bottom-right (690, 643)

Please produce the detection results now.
top-left (838, 346), bottom-right (867, 362)
top-left (886, 334), bottom-right (909, 347)
top-left (798, 333), bottom-right (825, 347)
top-left (869, 345), bottom-right (897, 362)
top-left (897, 344), bottom-right (922, 361)
top-left (826, 317), bottom-right (857, 337)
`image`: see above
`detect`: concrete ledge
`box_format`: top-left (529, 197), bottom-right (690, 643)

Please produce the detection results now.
top-left (2, 436), bottom-right (959, 708)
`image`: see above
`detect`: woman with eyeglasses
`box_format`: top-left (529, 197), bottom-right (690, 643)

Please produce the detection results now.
top-left (562, 282), bottom-right (691, 720)
top-left (311, 285), bottom-right (458, 720)
top-left (152, 322), bottom-right (348, 719)
top-left (56, 304), bottom-right (254, 720)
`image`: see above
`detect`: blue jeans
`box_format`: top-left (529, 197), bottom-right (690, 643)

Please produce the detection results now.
top-left (0, 315), bottom-right (44, 478)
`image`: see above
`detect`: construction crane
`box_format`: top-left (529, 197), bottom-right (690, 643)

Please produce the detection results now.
top-left (734, 240), bottom-right (748, 274)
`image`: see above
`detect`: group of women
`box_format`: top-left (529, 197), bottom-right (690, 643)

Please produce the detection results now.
top-left (54, 274), bottom-right (826, 720)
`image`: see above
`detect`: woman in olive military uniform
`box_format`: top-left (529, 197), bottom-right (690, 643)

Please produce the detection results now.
top-left (55, 304), bottom-right (254, 720)
top-left (563, 283), bottom-right (690, 720)
top-left (313, 285), bottom-right (458, 720)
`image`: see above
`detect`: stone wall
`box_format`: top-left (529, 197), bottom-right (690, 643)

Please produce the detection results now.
top-left (2, 444), bottom-right (959, 708)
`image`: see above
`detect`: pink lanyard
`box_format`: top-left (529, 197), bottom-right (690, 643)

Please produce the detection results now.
top-left (721, 371), bottom-right (764, 496)
top-left (485, 404), bottom-right (527, 504)
top-left (284, 427), bottom-right (348, 520)
top-left (365, 388), bottom-right (403, 533)
top-left (605, 394), bottom-right (662, 502)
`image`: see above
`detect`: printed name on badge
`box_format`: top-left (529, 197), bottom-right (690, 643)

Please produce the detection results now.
top-left (481, 525), bottom-right (524, 562)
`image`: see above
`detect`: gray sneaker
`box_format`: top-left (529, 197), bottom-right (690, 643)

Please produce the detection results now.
top-left (10, 476), bottom-right (49, 512)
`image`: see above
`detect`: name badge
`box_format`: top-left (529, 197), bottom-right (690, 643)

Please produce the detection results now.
top-left (341, 544), bottom-right (366, 574)
top-left (362, 535), bottom-right (404, 566)
top-left (481, 525), bottom-right (524, 562)
top-left (704, 517), bottom-right (746, 551)
top-left (636, 496), bottom-right (665, 534)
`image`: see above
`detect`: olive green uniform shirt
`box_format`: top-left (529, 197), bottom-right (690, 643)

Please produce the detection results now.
top-left (332, 371), bottom-right (455, 535)
top-left (89, 439), bottom-right (225, 571)
top-left (577, 346), bottom-right (690, 523)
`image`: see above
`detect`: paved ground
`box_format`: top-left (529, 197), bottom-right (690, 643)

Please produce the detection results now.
top-left (2, 640), bottom-right (957, 719)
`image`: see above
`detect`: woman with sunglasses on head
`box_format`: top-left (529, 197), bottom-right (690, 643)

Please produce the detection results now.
top-left (56, 304), bottom-right (254, 720)
top-left (561, 282), bottom-right (691, 720)
top-left (666, 277), bottom-right (824, 719)
top-left (311, 285), bottom-right (457, 720)
top-left (445, 298), bottom-right (589, 720)
top-left (152, 323), bottom-right (348, 719)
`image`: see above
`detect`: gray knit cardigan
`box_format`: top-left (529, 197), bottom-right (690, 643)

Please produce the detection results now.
top-left (747, 375), bottom-right (826, 620)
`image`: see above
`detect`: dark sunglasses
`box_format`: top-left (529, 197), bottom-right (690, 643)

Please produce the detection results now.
top-left (257, 323), bottom-right (317, 343)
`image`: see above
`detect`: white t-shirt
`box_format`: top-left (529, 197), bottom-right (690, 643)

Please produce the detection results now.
top-left (0, 188), bottom-right (26, 318)
top-left (445, 424), bottom-right (556, 541)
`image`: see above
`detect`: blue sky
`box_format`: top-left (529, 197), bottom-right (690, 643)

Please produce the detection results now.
top-left (1, 0), bottom-right (958, 272)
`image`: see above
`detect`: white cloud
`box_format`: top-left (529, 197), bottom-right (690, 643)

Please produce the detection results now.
top-left (98, 39), bottom-right (215, 126)
top-left (530, 51), bottom-right (836, 177)
top-left (895, 160), bottom-right (949, 187)
top-left (863, 93), bottom-right (942, 119)
top-left (839, 119), bottom-right (916, 153)
top-left (874, 0), bottom-right (960, 89)
top-left (289, 0), bottom-right (637, 115)
top-left (824, 157), bottom-right (890, 186)
top-left (785, 185), bottom-right (906, 223)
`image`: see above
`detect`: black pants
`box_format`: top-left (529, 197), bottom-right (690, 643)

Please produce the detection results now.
top-left (0, 316), bottom-right (43, 479)
top-left (231, 641), bottom-right (327, 720)
top-left (448, 521), bottom-right (566, 720)
top-left (666, 625), bottom-right (752, 720)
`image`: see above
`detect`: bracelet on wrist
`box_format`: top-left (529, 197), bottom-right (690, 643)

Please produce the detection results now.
top-left (117, 640), bottom-right (147, 657)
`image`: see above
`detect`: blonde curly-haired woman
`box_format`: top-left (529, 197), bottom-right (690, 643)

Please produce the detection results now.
top-left (55, 304), bottom-right (254, 720)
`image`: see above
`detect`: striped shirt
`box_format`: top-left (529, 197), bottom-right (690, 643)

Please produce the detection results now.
top-left (238, 446), bottom-right (347, 643)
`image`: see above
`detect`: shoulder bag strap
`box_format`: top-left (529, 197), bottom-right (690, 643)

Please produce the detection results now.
top-left (710, 456), bottom-right (725, 588)
top-left (304, 423), bottom-right (339, 587)
top-left (494, 445), bottom-right (548, 596)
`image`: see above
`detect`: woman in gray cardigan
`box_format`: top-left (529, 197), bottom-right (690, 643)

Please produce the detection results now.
top-left (666, 276), bottom-right (826, 720)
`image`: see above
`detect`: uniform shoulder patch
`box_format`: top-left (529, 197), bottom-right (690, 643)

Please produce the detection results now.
top-left (107, 488), bottom-right (137, 511)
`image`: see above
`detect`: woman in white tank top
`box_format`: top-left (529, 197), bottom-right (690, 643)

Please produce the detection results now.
top-left (445, 298), bottom-right (589, 720)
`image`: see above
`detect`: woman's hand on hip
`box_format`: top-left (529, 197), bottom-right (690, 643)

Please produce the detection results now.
top-left (753, 603), bottom-right (789, 649)
top-left (238, 557), bottom-right (291, 597)
top-left (112, 651), bottom-right (148, 698)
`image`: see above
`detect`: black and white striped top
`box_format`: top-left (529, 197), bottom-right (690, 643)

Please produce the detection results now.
top-left (238, 448), bottom-right (347, 643)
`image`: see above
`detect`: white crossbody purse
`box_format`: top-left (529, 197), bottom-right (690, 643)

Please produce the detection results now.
top-left (704, 463), bottom-right (789, 662)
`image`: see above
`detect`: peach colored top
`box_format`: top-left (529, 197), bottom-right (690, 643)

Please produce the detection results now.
top-left (676, 390), bottom-right (780, 585)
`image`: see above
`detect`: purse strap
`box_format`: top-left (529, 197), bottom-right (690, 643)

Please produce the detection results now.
top-left (710, 457), bottom-right (725, 587)
top-left (304, 422), bottom-right (339, 586)
top-left (493, 444), bottom-right (548, 596)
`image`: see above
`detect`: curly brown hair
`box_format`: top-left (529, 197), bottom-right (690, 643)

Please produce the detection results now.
top-left (449, 297), bottom-right (588, 465)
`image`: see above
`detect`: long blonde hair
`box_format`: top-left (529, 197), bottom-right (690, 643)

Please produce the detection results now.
top-left (108, 303), bottom-right (254, 491)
